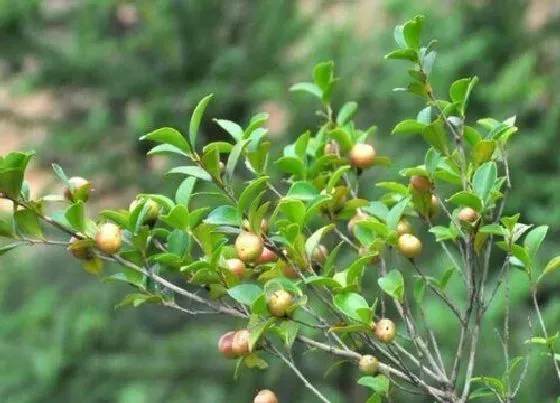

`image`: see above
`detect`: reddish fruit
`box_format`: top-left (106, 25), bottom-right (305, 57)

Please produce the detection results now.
top-left (410, 175), bottom-right (432, 193)
top-left (64, 176), bottom-right (91, 202)
top-left (349, 143), bottom-right (376, 169)
top-left (268, 289), bottom-right (293, 317)
top-left (374, 318), bottom-right (396, 343)
top-left (348, 211), bottom-right (369, 234)
top-left (254, 389), bottom-right (279, 403)
top-left (324, 142), bottom-right (340, 155)
top-left (458, 207), bottom-right (479, 223)
top-left (312, 245), bottom-right (328, 264)
top-left (67, 236), bottom-right (93, 260)
top-left (235, 231), bottom-right (264, 262)
top-left (231, 329), bottom-right (250, 356)
top-left (226, 258), bottom-right (246, 277)
top-left (218, 331), bottom-right (237, 359)
top-left (397, 233), bottom-right (422, 258)
top-left (396, 218), bottom-right (412, 236)
top-left (359, 354), bottom-right (380, 374)
top-left (256, 247), bottom-right (277, 264)
top-left (95, 223), bottom-right (122, 254)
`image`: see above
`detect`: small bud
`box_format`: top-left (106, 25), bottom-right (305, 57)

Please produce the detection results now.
top-left (349, 143), bottom-right (376, 169)
top-left (359, 354), bottom-right (380, 374)
top-left (410, 175), bottom-right (432, 193)
top-left (396, 219), bottom-right (412, 236)
top-left (374, 318), bottom-right (396, 343)
top-left (267, 289), bottom-right (293, 317)
top-left (95, 223), bottom-right (122, 254)
top-left (64, 176), bottom-right (92, 202)
top-left (231, 329), bottom-right (251, 356)
top-left (235, 231), bottom-right (264, 262)
top-left (397, 233), bottom-right (422, 259)
top-left (218, 331), bottom-right (238, 359)
top-left (254, 389), bottom-right (279, 403)
top-left (129, 198), bottom-right (160, 225)
top-left (226, 258), bottom-right (246, 277)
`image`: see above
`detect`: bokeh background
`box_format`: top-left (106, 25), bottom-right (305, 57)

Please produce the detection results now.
top-left (0, 1), bottom-right (559, 402)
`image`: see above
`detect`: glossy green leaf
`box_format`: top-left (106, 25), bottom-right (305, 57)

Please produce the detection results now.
top-left (175, 177), bottom-right (197, 207)
top-left (286, 182), bottom-right (319, 202)
top-left (214, 118), bottom-right (243, 141)
top-left (336, 101), bottom-right (358, 126)
top-left (65, 201), bottom-right (85, 232)
top-left (141, 127), bottom-right (190, 153)
top-left (378, 269), bottom-right (405, 302)
top-left (189, 94), bottom-right (213, 149)
top-left (358, 375), bottom-right (390, 396)
top-left (14, 209), bottom-right (42, 238)
top-left (228, 284), bottom-right (263, 306)
top-left (333, 292), bottom-right (370, 324)
top-left (290, 82), bottom-right (322, 99)
top-left (205, 205), bottom-right (241, 227)
top-left (447, 191), bottom-right (482, 212)
top-left (391, 119), bottom-right (426, 136)
top-left (472, 162), bottom-right (497, 207)
top-left (160, 205), bottom-right (190, 230)
top-left (167, 166), bottom-right (212, 181)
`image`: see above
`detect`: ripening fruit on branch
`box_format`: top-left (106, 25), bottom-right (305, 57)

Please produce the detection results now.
top-left (67, 236), bottom-right (93, 260)
top-left (226, 258), bottom-right (246, 277)
top-left (254, 389), bottom-right (279, 403)
top-left (397, 233), bottom-right (423, 258)
top-left (129, 198), bottom-right (160, 225)
top-left (235, 231), bottom-right (264, 262)
top-left (348, 211), bottom-right (369, 234)
top-left (457, 207), bottom-right (479, 223)
top-left (312, 245), bottom-right (328, 264)
top-left (374, 318), bottom-right (396, 343)
top-left (256, 247), bottom-right (277, 264)
top-left (231, 329), bottom-right (251, 356)
top-left (323, 142), bottom-right (340, 155)
top-left (359, 354), bottom-right (380, 374)
top-left (349, 143), bottom-right (376, 169)
top-left (95, 223), bottom-right (122, 254)
top-left (396, 218), bottom-right (412, 236)
top-left (268, 289), bottom-right (293, 317)
top-left (410, 175), bottom-right (432, 193)
top-left (218, 331), bottom-right (238, 359)
top-left (64, 176), bottom-right (92, 202)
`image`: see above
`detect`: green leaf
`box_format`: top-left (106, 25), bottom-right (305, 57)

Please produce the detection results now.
top-left (304, 275), bottom-right (342, 290)
top-left (275, 156), bottom-right (306, 178)
top-left (470, 377), bottom-right (504, 396)
top-left (51, 163), bottom-right (69, 185)
top-left (189, 94), bottom-right (213, 149)
top-left (167, 166), bottom-right (212, 181)
top-left (160, 205), bottom-right (190, 230)
top-left (472, 140), bottom-right (496, 168)
top-left (228, 284), bottom-right (263, 306)
top-left (205, 205), bottom-right (241, 226)
top-left (358, 375), bottom-right (390, 396)
top-left (336, 101), bottom-right (358, 126)
top-left (214, 119), bottom-right (243, 141)
top-left (83, 257), bottom-right (104, 276)
top-left (278, 321), bottom-right (299, 349)
top-left (422, 119), bottom-right (448, 154)
top-left (378, 269), bottom-right (405, 302)
top-left (226, 139), bottom-right (249, 182)
top-left (305, 225), bottom-right (333, 261)
top-left (385, 48), bottom-right (418, 62)
top-left (278, 199), bottom-right (306, 229)
top-left (326, 165), bottom-right (351, 192)
top-left (290, 82), bottom-right (322, 99)
top-left (386, 196), bottom-right (411, 230)
top-left (175, 177), bottom-right (197, 207)
top-left (0, 217), bottom-right (13, 238)
top-left (65, 201), bottom-right (85, 232)
top-left (238, 176), bottom-right (269, 214)
top-left (313, 61), bottom-right (334, 91)
top-left (328, 128), bottom-right (353, 151)
top-left (450, 77), bottom-right (478, 115)
top-left (447, 191), bottom-right (482, 212)
top-left (244, 352), bottom-right (268, 370)
top-left (248, 317), bottom-right (275, 350)
top-left (414, 278), bottom-right (425, 303)
top-left (469, 388), bottom-right (495, 400)
top-left (403, 15), bottom-right (424, 50)
top-left (479, 223), bottom-right (505, 236)
top-left (140, 127), bottom-right (190, 153)
top-left (147, 144), bottom-right (190, 158)
top-left (285, 182), bottom-right (319, 202)
top-left (391, 119), bottom-right (426, 135)
top-left (333, 292), bottom-right (370, 324)
top-left (539, 256), bottom-right (560, 282)
top-left (429, 225), bottom-right (460, 242)
top-left (14, 209), bottom-right (42, 238)
top-left (117, 293), bottom-right (162, 309)
top-left (524, 225), bottom-right (548, 259)
top-left (472, 162), bottom-right (497, 207)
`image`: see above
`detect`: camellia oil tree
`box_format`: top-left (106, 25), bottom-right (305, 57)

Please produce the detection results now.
top-left (0, 16), bottom-right (558, 403)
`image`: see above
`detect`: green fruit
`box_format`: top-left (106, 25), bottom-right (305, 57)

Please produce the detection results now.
top-left (64, 176), bottom-right (92, 202)
top-left (397, 233), bottom-right (422, 258)
top-left (359, 354), bottom-right (380, 374)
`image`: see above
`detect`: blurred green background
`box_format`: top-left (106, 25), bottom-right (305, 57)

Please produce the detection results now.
top-left (0, 1), bottom-right (559, 402)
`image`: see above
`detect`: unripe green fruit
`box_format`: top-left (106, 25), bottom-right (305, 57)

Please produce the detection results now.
top-left (374, 318), bottom-right (396, 343)
top-left (349, 143), bottom-right (376, 169)
top-left (95, 223), bottom-right (122, 254)
top-left (256, 247), bottom-right (277, 264)
top-left (359, 354), bottom-right (380, 374)
top-left (348, 211), bottom-right (369, 234)
top-left (267, 289), bottom-right (293, 317)
top-left (64, 176), bottom-right (91, 202)
top-left (226, 258), bottom-right (246, 277)
top-left (254, 389), bottom-right (279, 403)
top-left (458, 207), bottom-right (479, 223)
top-left (218, 331), bottom-right (238, 359)
top-left (231, 329), bottom-right (250, 356)
top-left (410, 175), bottom-right (432, 192)
top-left (67, 236), bottom-right (93, 260)
top-left (396, 219), bottom-right (412, 236)
top-left (129, 199), bottom-right (160, 224)
top-left (235, 231), bottom-right (264, 262)
top-left (312, 245), bottom-right (328, 264)
top-left (397, 233), bottom-right (422, 258)
top-left (324, 142), bottom-right (340, 155)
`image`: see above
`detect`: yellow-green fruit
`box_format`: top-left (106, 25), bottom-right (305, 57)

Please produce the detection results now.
top-left (67, 236), bottom-right (93, 260)
top-left (374, 318), bottom-right (396, 343)
top-left (235, 231), bottom-right (264, 262)
top-left (254, 389), bottom-right (279, 403)
top-left (267, 289), bottom-right (293, 317)
top-left (458, 207), bottom-right (479, 223)
top-left (129, 199), bottom-right (160, 223)
top-left (95, 223), bottom-right (122, 254)
top-left (359, 354), bottom-right (380, 374)
top-left (410, 175), bottom-right (432, 192)
top-left (226, 258), bottom-right (246, 277)
top-left (348, 211), bottom-right (369, 234)
top-left (64, 176), bottom-right (91, 202)
top-left (397, 233), bottom-right (423, 258)
top-left (312, 245), bottom-right (328, 264)
top-left (231, 329), bottom-right (250, 356)
top-left (396, 219), bottom-right (412, 236)
top-left (349, 143), bottom-right (376, 169)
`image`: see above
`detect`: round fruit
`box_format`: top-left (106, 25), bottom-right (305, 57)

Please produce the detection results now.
top-left (256, 247), bottom-right (277, 264)
top-left (254, 389), bottom-right (278, 403)
top-left (95, 223), bottom-right (122, 254)
top-left (397, 233), bottom-right (422, 258)
top-left (348, 211), bottom-right (369, 234)
top-left (129, 198), bottom-right (160, 224)
top-left (67, 236), bottom-right (93, 260)
top-left (349, 143), bottom-right (376, 169)
top-left (312, 245), bottom-right (328, 264)
top-left (231, 329), bottom-right (250, 356)
top-left (324, 142), bottom-right (340, 155)
top-left (410, 175), bottom-right (432, 192)
top-left (268, 289), bottom-right (293, 317)
top-left (374, 318), bottom-right (396, 343)
top-left (396, 219), bottom-right (412, 236)
top-left (218, 331), bottom-right (237, 359)
top-left (64, 176), bottom-right (91, 202)
top-left (226, 258), bottom-right (246, 277)
top-left (458, 207), bottom-right (479, 223)
top-left (235, 231), bottom-right (264, 262)
top-left (359, 354), bottom-right (380, 374)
